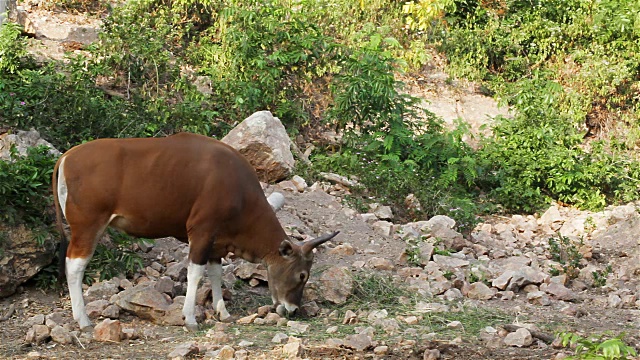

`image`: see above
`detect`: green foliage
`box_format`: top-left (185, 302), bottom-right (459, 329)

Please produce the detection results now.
top-left (403, 0), bottom-right (457, 31)
top-left (84, 229), bottom-right (148, 285)
top-left (592, 265), bottom-right (613, 288)
top-left (190, 0), bottom-right (334, 128)
top-left (0, 146), bottom-right (56, 226)
top-left (0, 22), bottom-right (29, 74)
top-left (559, 332), bottom-right (638, 360)
top-left (547, 234), bottom-right (583, 279)
top-left (346, 272), bottom-right (413, 312)
top-left (33, 261), bottom-right (62, 290)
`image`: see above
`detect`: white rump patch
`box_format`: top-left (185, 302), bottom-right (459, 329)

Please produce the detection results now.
top-left (57, 157), bottom-right (68, 218)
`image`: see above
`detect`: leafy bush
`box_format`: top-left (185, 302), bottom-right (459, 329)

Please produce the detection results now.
top-left (559, 332), bottom-right (638, 360)
top-left (190, 0), bottom-right (335, 129)
top-left (84, 229), bottom-right (147, 285)
top-left (0, 22), bottom-right (29, 74)
top-left (547, 234), bottom-right (583, 279)
top-left (315, 28), bottom-right (481, 229)
top-left (0, 146), bottom-right (56, 226)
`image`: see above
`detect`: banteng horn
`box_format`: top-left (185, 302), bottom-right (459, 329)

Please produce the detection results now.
top-left (301, 231), bottom-right (340, 254)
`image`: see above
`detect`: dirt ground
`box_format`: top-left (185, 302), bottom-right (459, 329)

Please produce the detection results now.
top-left (1, 189), bottom-right (639, 359)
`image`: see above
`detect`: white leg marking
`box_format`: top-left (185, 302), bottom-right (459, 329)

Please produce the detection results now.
top-left (207, 262), bottom-right (230, 321)
top-left (183, 261), bottom-right (204, 328)
top-left (57, 157), bottom-right (68, 218)
top-left (66, 257), bottom-right (91, 329)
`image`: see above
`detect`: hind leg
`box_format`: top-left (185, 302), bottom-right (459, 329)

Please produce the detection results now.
top-left (182, 228), bottom-right (214, 331)
top-left (65, 217), bottom-right (110, 330)
top-left (208, 260), bottom-right (231, 321)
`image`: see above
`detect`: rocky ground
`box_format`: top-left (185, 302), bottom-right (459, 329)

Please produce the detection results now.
top-left (1, 179), bottom-right (639, 360)
top-left (2, 4), bottom-right (639, 359)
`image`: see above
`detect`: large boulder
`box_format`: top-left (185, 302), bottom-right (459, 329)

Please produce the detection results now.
top-left (222, 111), bottom-right (294, 182)
top-left (0, 130), bottom-right (60, 298)
top-left (0, 224), bottom-right (57, 297)
top-left (0, 129), bottom-right (60, 161)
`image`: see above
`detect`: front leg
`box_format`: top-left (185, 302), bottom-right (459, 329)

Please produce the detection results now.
top-left (183, 261), bottom-right (205, 331)
top-left (207, 261), bottom-right (231, 321)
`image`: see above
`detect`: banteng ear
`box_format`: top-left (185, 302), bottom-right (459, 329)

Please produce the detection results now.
top-left (279, 239), bottom-right (295, 258)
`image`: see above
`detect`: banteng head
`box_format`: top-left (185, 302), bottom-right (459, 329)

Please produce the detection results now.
top-left (266, 231), bottom-right (339, 316)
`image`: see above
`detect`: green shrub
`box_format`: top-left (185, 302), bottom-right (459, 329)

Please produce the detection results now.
top-left (559, 332), bottom-right (638, 360)
top-left (190, 0), bottom-right (335, 129)
top-left (314, 28), bottom-right (481, 229)
top-left (84, 229), bottom-right (148, 285)
top-left (0, 146), bottom-right (57, 226)
top-left (0, 22), bottom-right (29, 74)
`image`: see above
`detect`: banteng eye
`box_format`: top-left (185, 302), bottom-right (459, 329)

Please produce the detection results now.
top-left (299, 272), bottom-right (308, 282)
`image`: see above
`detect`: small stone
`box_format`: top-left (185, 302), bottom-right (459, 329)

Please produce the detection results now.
top-left (367, 309), bottom-right (388, 321)
top-left (155, 276), bottom-right (176, 296)
top-left (282, 342), bottom-right (304, 358)
top-left (503, 328), bottom-right (533, 347)
top-left (608, 294), bottom-right (622, 308)
top-left (373, 221), bottom-right (394, 236)
top-left (287, 320), bottom-right (309, 334)
top-left (168, 342), bottom-right (199, 358)
top-left (367, 257), bottom-right (395, 270)
top-left (257, 305), bottom-right (272, 317)
top-left (237, 340), bottom-right (253, 347)
top-left (94, 319), bottom-right (122, 342)
top-left (50, 325), bottom-right (73, 344)
top-left (344, 333), bottom-right (372, 351)
top-left (25, 324), bottom-right (50, 344)
top-left (25, 314), bottom-right (45, 327)
top-left (86, 299), bottom-right (110, 318)
top-left (466, 282), bottom-right (494, 300)
top-left (237, 314), bottom-right (258, 324)
top-left (329, 243), bottom-right (356, 256)
top-left (235, 349), bottom-right (249, 360)
top-left (343, 310), bottom-right (358, 324)
top-left (325, 326), bottom-right (338, 334)
top-left (492, 271), bottom-right (515, 290)
top-left (404, 316), bottom-right (419, 325)
top-left (121, 328), bottom-right (138, 340)
top-left (423, 349), bottom-right (441, 360)
top-left (527, 291), bottom-right (551, 306)
top-left (301, 301), bottom-right (320, 317)
top-left (264, 312), bottom-right (282, 325)
top-left (101, 304), bottom-right (120, 319)
top-left (291, 175), bottom-right (308, 192)
top-left (433, 255), bottom-right (469, 268)
top-left (318, 266), bottom-right (354, 304)
top-left (543, 283), bottom-right (577, 301)
top-left (447, 321), bottom-right (463, 329)
top-left (272, 332), bottom-right (289, 343)
top-left (216, 345), bottom-right (236, 360)
top-left (444, 288), bottom-right (463, 301)
top-left (374, 345), bottom-right (389, 355)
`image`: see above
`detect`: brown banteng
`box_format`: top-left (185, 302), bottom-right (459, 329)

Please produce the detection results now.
top-left (52, 132), bottom-right (338, 330)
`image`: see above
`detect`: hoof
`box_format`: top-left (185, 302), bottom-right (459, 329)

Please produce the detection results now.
top-left (185, 323), bottom-right (199, 332)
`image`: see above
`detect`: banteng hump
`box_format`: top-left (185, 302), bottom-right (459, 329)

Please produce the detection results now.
top-left (52, 132), bottom-right (338, 330)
